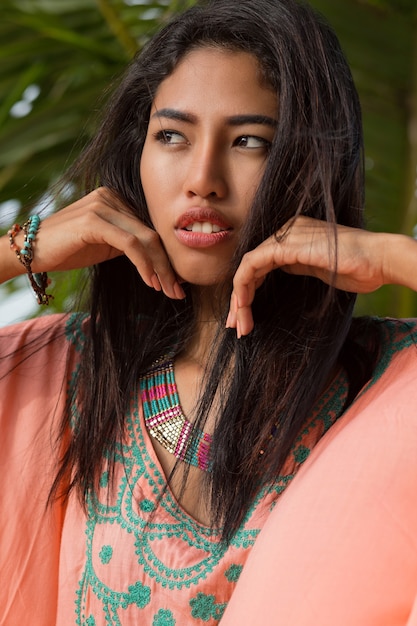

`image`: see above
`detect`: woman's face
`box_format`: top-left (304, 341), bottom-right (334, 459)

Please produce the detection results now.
top-left (140, 47), bottom-right (278, 286)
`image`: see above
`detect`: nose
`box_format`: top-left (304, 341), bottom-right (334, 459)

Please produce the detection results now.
top-left (182, 145), bottom-right (228, 199)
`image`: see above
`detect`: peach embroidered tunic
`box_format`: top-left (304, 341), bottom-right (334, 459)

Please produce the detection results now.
top-left (1, 314), bottom-right (417, 625)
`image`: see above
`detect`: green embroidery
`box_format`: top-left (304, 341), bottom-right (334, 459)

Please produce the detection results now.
top-left (99, 545), bottom-right (113, 565)
top-left (140, 499), bottom-right (155, 513)
top-left (100, 471), bottom-right (109, 488)
top-left (65, 313), bottom-right (88, 353)
top-left (189, 592), bottom-right (226, 622)
top-left (293, 445), bottom-right (310, 464)
top-left (224, 564), bottom-right (243, 583)
top-left (128, 581), bottom-right (151, 608)
top-left (153, 609), bottom-right (176, 626)
top-left (354, 318), bottom-right (417, 394)
top-left (86, 617), bottom-right (96, 626)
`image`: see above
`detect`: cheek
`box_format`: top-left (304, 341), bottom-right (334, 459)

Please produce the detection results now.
top-left (139, 169), bottom-right (171, 238)
top-left (244, 176), bottom-right (262, 206)
top-left (232, 164), bottom-right (265, 218)
top-left (139, 147), bottom-right (159, 226)
top-left (140, 144), bottom-right (174, 215)
top-left (139, 145), bottom-right (152, 202)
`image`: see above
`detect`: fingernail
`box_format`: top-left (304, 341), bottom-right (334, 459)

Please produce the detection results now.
top-left (227, 306), bottom-right (237, 328)
top-left (174, 282), bottom-right (186, 299)
top-left (151, 274), bottom-right (162, 291)
top-left (237, 320), bottom-right (242, 339)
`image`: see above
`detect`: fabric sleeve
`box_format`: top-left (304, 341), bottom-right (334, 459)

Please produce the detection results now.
top-left (0, 314), bottom-right (76, 626)
top-left (221, 341), bottom-right (417, 626)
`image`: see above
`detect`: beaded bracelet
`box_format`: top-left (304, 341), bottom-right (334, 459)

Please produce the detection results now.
top-left (7, 215), bottom-right (53, 305)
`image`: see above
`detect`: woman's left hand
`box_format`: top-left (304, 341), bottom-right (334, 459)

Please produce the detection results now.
top-left (227, 216), bottom-right (417, 337)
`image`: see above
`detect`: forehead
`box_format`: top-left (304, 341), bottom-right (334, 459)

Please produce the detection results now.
top-left (151, 47), bottom-right (278, 118)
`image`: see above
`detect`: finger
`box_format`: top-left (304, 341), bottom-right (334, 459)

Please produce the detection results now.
top-left (232, 244), bottom-right (276, 308)
top-left (95, 222), bottom-right (184, 299)
top-left (226, 293), bottom-right (238, 329)
top-left (93, 190), bottom-right (187, 299)
top-left (236, 305), bottom-right (254, 337)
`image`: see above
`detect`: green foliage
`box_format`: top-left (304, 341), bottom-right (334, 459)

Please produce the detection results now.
top-left (360, 0), bottom-right (416, 14)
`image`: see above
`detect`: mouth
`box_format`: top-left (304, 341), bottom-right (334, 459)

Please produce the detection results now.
top-left (175, 208), bottom-right (233, 248)
top-left (176, 208), bottom-right (232, 231)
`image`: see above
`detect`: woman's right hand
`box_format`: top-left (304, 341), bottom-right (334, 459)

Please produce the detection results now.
top-left (0, 187), bottom-right (185, 300)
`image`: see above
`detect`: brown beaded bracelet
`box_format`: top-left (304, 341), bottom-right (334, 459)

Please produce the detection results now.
top-left (7, 216), bottom-right (53, 305)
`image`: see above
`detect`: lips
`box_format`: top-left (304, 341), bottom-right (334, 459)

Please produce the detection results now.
top-left (176, 208), bottom-right (232, 231)
top-left (175, 208), bottom-right (233, 248)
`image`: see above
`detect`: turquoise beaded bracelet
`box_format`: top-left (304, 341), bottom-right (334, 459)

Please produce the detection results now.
top-left (8, 215), bottom-right (53, 305)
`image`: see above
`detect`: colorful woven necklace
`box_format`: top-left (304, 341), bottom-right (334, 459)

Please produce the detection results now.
top-left (139, 356), bottom-right (212, 472)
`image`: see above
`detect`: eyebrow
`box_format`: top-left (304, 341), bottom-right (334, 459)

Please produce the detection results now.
top-left (151, 108), bottom-right (277, 128)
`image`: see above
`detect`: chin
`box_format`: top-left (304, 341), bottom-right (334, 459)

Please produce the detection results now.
top-left (181, 275), bottom-right (227, 288)
top-left (175, 269), bottom-right (230, 289)
top-left (171, 258), bottom-right (232, 288)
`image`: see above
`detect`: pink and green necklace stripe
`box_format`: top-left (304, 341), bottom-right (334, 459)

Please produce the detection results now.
top-left (140, 356), bottom-right (212, 472)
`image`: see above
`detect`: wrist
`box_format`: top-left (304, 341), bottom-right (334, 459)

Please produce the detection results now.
top-left (384, 233), bottom-right (417, 291)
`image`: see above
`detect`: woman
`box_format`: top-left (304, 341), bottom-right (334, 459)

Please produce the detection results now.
top-left (1, 0), bottom-right (417, 624)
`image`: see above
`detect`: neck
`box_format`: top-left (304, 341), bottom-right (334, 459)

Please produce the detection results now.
top-left (182, 285), bottom-right (226, 365)
top-left (185, 320), bottom-right (218, 365)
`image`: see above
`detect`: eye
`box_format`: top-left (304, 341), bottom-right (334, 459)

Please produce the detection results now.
top-left (153, 130), bottom-right (187, 145)
top-left (234, 135), bottom-right (271, 149)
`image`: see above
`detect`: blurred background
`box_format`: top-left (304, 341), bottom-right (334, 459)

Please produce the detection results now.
top-left (0, 0), bottom-right (416, 325)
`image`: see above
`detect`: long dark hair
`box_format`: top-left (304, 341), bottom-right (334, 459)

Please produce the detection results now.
top-left (53, 0), bottom-right (378, 541)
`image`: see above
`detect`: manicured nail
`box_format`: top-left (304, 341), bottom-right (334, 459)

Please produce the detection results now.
top-left (151, 274), bottom-right (162, 291)
top-left (236, 320), bottom-right (242, 339)
top-left (174, 282), bottom-right (186, 299)
top-left (227, 305), bottom-right (237, 328)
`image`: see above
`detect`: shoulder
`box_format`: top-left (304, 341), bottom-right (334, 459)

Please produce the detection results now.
top-left (0, 312), bottom-right (88, 396)
top-left (363, 317), bottom-right (417, 392)
top-left (0, 313), bottom-right (85, 478)
top-left (374, 316), bottom-right (417, 350)
top-left (352, 316), bottom-right (417, 356)
top-left (0, 311), bottom-right (87, 343)
top-left (0, 312), bottom-right (87, 361)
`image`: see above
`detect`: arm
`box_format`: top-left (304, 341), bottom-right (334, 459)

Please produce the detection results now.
top-left (0, 188), bottom-right (185, 299)
top-left (227, 217), bottom-right (417, 336)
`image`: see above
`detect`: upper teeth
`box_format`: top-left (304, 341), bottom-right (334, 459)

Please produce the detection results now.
top-left (185, 222), bottom-right (224, 233)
